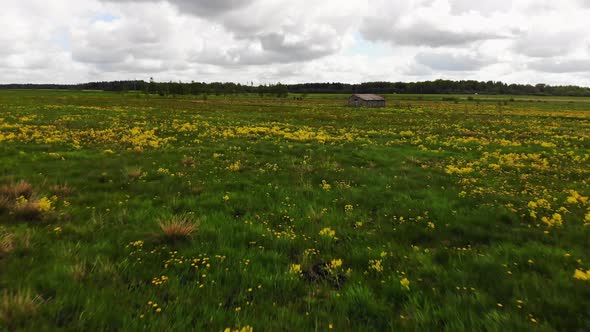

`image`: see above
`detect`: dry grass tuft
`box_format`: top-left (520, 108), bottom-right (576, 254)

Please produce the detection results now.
top-left (11, 204), bottom-right (42, 221)
top-left (0, 290), bottom-right (42, 328)
top-left (182, 156), bottom-right (197, 168)
top-left (0, 181), bottom-right (34, 200)
top-left (158, 214), bottom-right (199, 241)
top-left (49, 183), bottom-right (73, 197)
top-left (0, 232), bottom-right (14, 258)
top-left (69, 263), bottom-right (89, 281)
top-left (190, 185), bottom-right (205, 196)
top-left (0, 196), bottom-right (11, 213)
top-left (12, 196), bottom-right (53, 221)
top-left (17, 231), bottom-right (32, 252)
top-left (126, 167), bottom-right (143, 182)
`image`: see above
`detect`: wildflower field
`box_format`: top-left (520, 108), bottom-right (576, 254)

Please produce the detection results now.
top-left (0, 90), bottom-right (589, 331)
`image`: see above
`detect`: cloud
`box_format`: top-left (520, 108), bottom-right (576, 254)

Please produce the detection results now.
top-left (513, 30), bottom-right (582, 58)
top-left (415, 51), bottom-right (495, 71)
top-left (362, 19), bottom-right (500, 47)
top-left (360, 1), bottom-right (508, 47)
top-left (104, 0), bottom-right (256, 17)
top-left (2, 0), bottom-right (590, 85)
top-left (94, 0), bottom-right (356, 68)
top-left (70, 4), bottom-right (187, 72)
top-left (449, 0), bottom-right (514, 14)
top-left (528, 59), bottom-right (590, 73)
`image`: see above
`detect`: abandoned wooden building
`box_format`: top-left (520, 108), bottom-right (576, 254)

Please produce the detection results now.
top-left (348, 94), bottom-right (386, 107)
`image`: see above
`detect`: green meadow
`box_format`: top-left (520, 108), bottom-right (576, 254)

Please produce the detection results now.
top-left (0, 90), bottom-right (589, 331)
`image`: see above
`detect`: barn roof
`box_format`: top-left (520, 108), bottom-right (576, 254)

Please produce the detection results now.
top-left (351, 94), bottom-right (385, 101)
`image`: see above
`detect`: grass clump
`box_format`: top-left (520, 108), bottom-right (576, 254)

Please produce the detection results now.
top-left (12, 196), bottom-right (54, 221)
top-left (0, 181), bottom-right (34, 200)
top-left (0, 196), bottom-right (10, 214)
top-left (158, 214), bottom-right (199, 241)
top-left (182, 155), bottom-right (197, 168)
top-left (0, 290), bottom-right (42, 330)
top-left (125, 167), bottom-right (143, 182)
top-left (49, 183), bottom-right (73, 197)
top-left (0, 232), bottom-right (14, 258)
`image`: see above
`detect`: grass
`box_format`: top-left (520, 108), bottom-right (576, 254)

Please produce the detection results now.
top-left (0, 90), bottom-right (589, 331)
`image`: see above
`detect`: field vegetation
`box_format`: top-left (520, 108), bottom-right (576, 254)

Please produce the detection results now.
top-left (0, 90), bottom-right (589, 331)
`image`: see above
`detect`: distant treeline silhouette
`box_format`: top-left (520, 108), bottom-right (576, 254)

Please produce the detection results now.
top-left (2, 79), bottom-right (590, 97)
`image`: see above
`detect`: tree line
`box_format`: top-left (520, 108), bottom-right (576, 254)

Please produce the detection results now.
top-left (1, 79), bottom-right (590, 97)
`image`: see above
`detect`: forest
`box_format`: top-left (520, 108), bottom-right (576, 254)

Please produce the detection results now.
top-left (2, 79), bottom-right (590, 97)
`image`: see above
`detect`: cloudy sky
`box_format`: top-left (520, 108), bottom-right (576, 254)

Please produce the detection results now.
top-left (2, 0), bottom-right (590, 85)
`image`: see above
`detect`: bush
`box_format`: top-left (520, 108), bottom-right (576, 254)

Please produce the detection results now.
top-left (442, 97), bottom-right (459, 103)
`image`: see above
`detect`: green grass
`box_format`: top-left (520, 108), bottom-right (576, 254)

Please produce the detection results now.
top-left (0, 90), bottom-right (589, 331)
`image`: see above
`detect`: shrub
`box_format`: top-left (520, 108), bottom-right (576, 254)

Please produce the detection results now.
top-left (442, 97), bottom-right (459, 103)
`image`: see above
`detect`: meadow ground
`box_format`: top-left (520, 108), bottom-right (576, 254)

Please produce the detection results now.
top-left (0, 90), bottom-right (589, 331)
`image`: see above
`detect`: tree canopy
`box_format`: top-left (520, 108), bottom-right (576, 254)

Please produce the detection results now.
top-left (2, 79), bottom-right (589, 97)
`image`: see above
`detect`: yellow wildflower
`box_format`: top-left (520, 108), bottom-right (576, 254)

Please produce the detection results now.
top-left (15, 196), bottom-right (28, 208)
top-left (400, 277), bottom-right (410, 290)
top-left (369, 259), bottom-right (384, 272)
top-left (289, 264), bottom-right (302, 276)
top-left (329, 259), bottom-right (343, 270)
top-left (541, 213), bottom-right (563, 227)
top-left (573, 269), bottom-right (590, 281)
top-left (225, 327), bottom-right (254, 332)
top-left (319, 227), bottom-right (336, 239)
top-left (226, 161), bottom-right (242, 172)
top-left (36, 197), bottom-right (53, 212)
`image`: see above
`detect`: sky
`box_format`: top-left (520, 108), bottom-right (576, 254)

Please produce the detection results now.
top-left (2, 0), bottom-right (590, 85)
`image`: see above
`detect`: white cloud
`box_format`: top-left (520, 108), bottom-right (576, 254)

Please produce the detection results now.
top-left (415, 50), bottom-right (496, 71)
top-left (513, 30), bottom-right (583, 58)
top-left (1, 0), bottom-right (590, 85)
top-left (528, 58), bottom-right (590, 73)
top-left (106, 0), bottom-right (257, 17)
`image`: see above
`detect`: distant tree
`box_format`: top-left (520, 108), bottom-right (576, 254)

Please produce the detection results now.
top-left (148, 77), bottom-right (156, 95)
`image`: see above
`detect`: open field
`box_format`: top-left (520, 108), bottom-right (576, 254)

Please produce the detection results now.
top-left (0, 90), bottom-right (589, 331)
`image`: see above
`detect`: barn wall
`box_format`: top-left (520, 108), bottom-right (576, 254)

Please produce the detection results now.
top-left (348, 96), bottom-right (385, 107)
top-left (365, 101), bottom-right (385, 108)
top-left (348, 97), bottom-right (361, 107)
